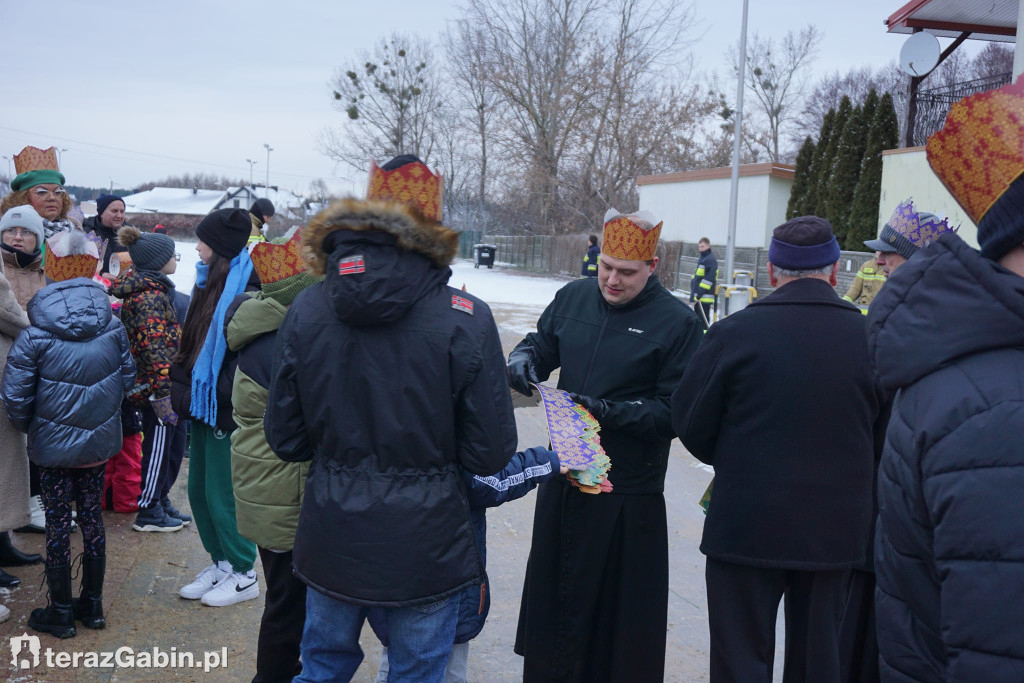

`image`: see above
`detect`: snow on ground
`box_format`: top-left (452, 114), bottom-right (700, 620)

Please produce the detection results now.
top-left (171, 244), bottom-right (568, 337)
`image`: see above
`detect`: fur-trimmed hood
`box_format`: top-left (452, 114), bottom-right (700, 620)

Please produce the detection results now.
top-left (302, 198), bottom-right (458, 276)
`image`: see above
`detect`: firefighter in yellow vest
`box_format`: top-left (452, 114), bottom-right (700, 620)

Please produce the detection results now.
top-left (842, 258), bottom-right (886, 312)
top-left (690, 237), bottom-right (717, 326)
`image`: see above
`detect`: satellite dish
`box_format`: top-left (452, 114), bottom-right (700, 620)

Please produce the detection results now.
top-left (900, 32), bottom-right (941, 77)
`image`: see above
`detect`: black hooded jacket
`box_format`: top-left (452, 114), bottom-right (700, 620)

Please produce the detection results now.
top-left (868, 232), bottom-right (1024, 681)
top-left (264, 199), bottom-right (517, 607)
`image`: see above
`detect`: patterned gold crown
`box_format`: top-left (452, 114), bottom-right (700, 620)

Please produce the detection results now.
top-left (601, 209), bottom-right (662, 261)
top-left (14, 146), bottom-right (60, 175)
top-left (45, 253), bottom-right (99, 282)
top-left (250, 229), bottom-right (305, 284)
top-left (367, 159), bottom-right (444, 221)
top-left (927, 75), bottom-right (1024, 225)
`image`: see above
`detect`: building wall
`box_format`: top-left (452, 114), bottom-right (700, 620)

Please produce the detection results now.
top-left (641, 175), bottom-right (779, 248)
top-left (879, 147), bottom-right (978, 248)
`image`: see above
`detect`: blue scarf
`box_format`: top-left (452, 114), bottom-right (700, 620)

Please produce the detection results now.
top-left (190, 251), bottom-right (253, 427)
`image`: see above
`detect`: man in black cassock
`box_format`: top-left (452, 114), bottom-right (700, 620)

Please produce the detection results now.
top-left (508, 208), bottom-right (703, 682)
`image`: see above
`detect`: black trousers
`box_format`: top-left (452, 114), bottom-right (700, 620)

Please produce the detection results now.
top-left (705, 558), bottom-right (848, 683)
top-left (137, 407), bottom-right (187, 509)
top-left (838, 569), bottom-right (879, 683)
top-left (253, 547), bottom-right (306, 683)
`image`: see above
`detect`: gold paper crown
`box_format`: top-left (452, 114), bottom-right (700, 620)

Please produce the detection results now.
top-left (601, 209), bottom-right (662, 261)
top-left (367, 159), bottom-right (444, 221)
top-left (14, 146), bottom-right (60, 175)
top-left (45, 253), bottom-right (99, 282)
top-left (927, 75), bottom-right (1024, 225)
top-left (250, 229), bottom-right (305, 284)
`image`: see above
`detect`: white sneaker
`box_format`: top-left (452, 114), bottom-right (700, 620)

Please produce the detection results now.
top-left (0, 604), bottom-right (9, 623)
top-left (200, 571), bottom-right (259, 607)
top-left (179, 564), bottom-right (228, 600)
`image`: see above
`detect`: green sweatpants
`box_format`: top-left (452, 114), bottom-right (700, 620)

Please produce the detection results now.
top-left (188, 422), bottom-right (257, 573)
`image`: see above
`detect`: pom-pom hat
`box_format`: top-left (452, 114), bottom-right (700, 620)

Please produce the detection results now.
top-left (117, 226), bottom-right (175, 272)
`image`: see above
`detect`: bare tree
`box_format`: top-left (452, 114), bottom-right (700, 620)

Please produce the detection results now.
top-left (320, 33), bottom-right (443, 171)
top-left (969, 42), bottom-right (1014, 80)
top-left (307, 178), bottom-right (333, 204)
top-left (465, 0), bottom-right (604, 229)
top-left (797, 62), bottom-right (906, 145)
top-left (443, 20), bottom-right (496, 216)
top-left (731, 25), bottom-right (822, 162)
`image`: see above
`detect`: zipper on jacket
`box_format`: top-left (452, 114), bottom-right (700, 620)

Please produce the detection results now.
top-left (478, 582), bottom-right (486, 614)
top-left (580, 307), bottom-right (612, 394)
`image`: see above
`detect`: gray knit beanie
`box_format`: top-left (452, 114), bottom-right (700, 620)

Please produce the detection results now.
top-left (118, 226), bottom-right (175, 271)
top-left (0, 205), bottom-right (46, 246)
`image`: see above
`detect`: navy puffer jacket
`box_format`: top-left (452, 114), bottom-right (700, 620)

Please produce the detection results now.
top-left (867, 233), bottom-right (1024, 681)
top-left (1, 278), bottom-right (135, 468)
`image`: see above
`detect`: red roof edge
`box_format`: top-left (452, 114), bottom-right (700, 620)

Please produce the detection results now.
top-left (886, 0), bottom-right (934, 30)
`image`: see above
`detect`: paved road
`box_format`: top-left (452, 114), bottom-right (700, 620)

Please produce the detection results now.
top-left (0, 283), bottom-right (784, 682)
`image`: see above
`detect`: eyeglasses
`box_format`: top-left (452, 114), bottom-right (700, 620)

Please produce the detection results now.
top-left (174, 253), bottom-right (181, 261)
top-left (31, 187), bottom-right (67, 199)
top-left (4, 228), bottom-right (35, 238)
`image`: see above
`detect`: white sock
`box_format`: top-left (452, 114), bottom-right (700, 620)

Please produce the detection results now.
top-left (242, 570), bottom-right (256, 580)
top-left (216, 560), bottom-right (232, 573)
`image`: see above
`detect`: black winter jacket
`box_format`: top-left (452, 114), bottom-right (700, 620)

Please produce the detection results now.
top-left (1, 279), bottom-right (135, 467)
top-left (265, 199), bottom-right (517, 607)
top-left (581, 243), bottom-right (600, 277)
top-left (83, 216), bottom-right (128, 275)
top-left (514, 275), bottom-right (703, 494)
top-left (673, 277), bottom-right (887, 569)
top-left (868, 232), bottom-right (1024, 681)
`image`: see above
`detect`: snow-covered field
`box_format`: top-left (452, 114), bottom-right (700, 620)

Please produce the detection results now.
top-left (171, 242), bottom-right (568, 336)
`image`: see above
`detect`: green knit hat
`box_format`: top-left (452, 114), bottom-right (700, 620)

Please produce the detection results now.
top-left (262, 270), bottom-right (323, 306)
top-left (11, 169), bottom-right (65, 191)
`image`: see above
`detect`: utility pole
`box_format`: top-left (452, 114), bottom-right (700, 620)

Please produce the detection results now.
top-left (725, 0), bottom-right (750, 298)
top-left (263, 143), bottom-right (273, 189)
top-left (246, 158), bottom-right (257, 186)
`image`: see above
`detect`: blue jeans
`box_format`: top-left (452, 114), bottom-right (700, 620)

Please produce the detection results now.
top-left (296, 588), bottom-right (459, 683)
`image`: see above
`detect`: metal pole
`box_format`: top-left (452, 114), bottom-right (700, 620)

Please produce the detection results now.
top-left (263, 144), bottom-right (273, 188)
top-left (725, 0), bottom-right (749, 295)
top-left (246, 159), bottom-right (256, 186)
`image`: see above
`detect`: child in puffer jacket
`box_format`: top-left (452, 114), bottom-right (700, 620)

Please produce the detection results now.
top-left (0, 230), bottom-right (135, 639)
top-left (371, 446), bottom-right (565, 682)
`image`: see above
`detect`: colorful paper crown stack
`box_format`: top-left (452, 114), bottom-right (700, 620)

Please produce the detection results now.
top-left (534, 383), bottom-right (612, 494)
top-left (44, 231), bottom-right (99, 282)
top-left (601, 208), bottom-right (662, 261)
top-left (11, 146), bottom-right (65, 192)
top-left (250, 228), bottom-right (305, 284)
top-left (367, 158), bottom-right (444, 222)
top-left (926, 76), bottom-right (1024, 226)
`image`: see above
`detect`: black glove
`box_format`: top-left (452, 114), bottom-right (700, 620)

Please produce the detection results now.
top-left (508, 348), bottom-right (539, 396)
top-left (569, 393), bottom-right (608, 420)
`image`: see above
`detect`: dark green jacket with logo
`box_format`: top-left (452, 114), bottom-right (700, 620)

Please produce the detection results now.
top-left (226, 292), bottom-right (308, 551)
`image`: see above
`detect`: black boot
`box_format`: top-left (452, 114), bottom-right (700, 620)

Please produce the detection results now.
top-left (0, 531), bottom-right (42, 566)
top-left (28, 564), bottom-right (76, 639)
top-left (72, 555), bottom-right (105, 629)
top-left (0, 567), bottom-right (20, 588)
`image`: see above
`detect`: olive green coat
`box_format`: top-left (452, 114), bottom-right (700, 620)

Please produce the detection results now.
top-left (227, 293), bottom-right (308, 551)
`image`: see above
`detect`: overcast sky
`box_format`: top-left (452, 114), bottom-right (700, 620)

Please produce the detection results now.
top-left (1, 0), bottom-right (990, 197)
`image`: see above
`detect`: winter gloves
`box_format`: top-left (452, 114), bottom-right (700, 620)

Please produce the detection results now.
top-left (507, 348), bottom-right (539, 396)
top-left (568, 393), bottom-right (608, 421)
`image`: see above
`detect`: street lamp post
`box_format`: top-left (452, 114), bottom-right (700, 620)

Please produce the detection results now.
top-left (724, 0), bottom-right (750, 302)
top-left (1, 156), bottom-right (10, 179)
top-left (263, 143), bottom-right (273, 189)
top-left (246, 158), bottom-right (257, 186)
top-left (58, 148), bottom-right (68, 166)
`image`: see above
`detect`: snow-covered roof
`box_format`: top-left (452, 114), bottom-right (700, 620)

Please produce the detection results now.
top-left (221, 186), bottom-right (306, 212)
top-left (121, 188), bottom-right (227, 216)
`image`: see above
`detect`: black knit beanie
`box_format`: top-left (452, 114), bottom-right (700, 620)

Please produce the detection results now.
top-left (978, 175), bottom-right (1024, 261)
top-left (195, 208), bottom-right (251, 258)
top-left (251, 198), bottom-right (275, 222)
top-left (96, 194), bottom-right (125, 217)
